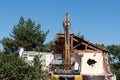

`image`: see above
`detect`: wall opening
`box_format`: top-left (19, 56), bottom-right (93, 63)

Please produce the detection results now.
top-left (87, 58), bottom-right (97, 66)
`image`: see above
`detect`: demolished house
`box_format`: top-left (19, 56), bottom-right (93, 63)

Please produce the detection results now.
top-left (52, 33), bottom-right (115, 80)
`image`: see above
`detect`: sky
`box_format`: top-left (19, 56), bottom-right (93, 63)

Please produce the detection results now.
top-left (0, 0), bottom-right (120, 49)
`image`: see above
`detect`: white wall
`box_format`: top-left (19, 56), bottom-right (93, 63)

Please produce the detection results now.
top-left (45, 53), bottom-right (54, 67)
top-left (81, 52), bottom-right (104, 75)
top-left (54, 54), bottom-right (62, 60)
top-left (21, 51), bottom-right (53, 68)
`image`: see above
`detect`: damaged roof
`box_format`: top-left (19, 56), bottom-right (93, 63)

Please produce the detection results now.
top-left (54, 33), bottom-right (109, 53)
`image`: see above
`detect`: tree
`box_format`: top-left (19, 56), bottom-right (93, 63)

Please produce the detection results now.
top-left (0, 52), bottom-right (50, 80)
top-left (1, 17), bottom-right (49, 54)
top-left (96, 43), bottom-right (105, 49)
top-left (44, 41), bottom-right (54, 52)
top-left (107, 45), bottom-right (120, 80)
top-left (32, 55), bottom-right (50, 80)
top-left (1, 38), bottom-right (14, 54)
top-left (96, 44), bottom-right (120, 80)
top-left (0, 53), bottom-right (33, 80)
top-left (107, 45), bottom-right (120, 63)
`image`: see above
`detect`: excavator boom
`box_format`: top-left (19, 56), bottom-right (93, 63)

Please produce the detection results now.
top-left (63, 13), bottom-right (71, 70)
top-left (51, 13), bottom-right (83, 80)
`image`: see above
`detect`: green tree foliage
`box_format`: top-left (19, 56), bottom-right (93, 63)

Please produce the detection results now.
top-left (0, 54), bottom-right (33, 80)
top-left (107, 45), bottom-right (120, 80)
top-left (1, 16), bottom-right (49, 54)
top-left (107, 45), bottom-right (120, 63)
top-left (96, 44), bottom-right (120, 80)
top-left (96, 43), bottom-right (105, 49)
top-left (44, 41), bottom-right (54, 52)
top-left (0, 50), bottom-right (2, 54)
top-left (0, 53), bottom-right (50, 80)
top-left (112, 70), bottom-right (120, 80)
top-left (32, 55), bottom-right (50, 80)
top-left (1, 38), bottom-right (14, 54)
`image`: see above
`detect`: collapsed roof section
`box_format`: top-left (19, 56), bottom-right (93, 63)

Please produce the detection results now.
top-left (54, 33), bottom-right (109, 54)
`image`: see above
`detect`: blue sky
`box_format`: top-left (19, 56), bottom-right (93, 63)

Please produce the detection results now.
top-left (0, 0), bottom-right (120, 49)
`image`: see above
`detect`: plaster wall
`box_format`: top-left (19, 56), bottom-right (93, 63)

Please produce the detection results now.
top-left (54, 54), bottom-right (62, 60)
top-left (45, 53), bottom-right (54, 67)
top-left (81, 52), bottom-right (104, 75)
top-left (21, 51), bottom-right (53, 68)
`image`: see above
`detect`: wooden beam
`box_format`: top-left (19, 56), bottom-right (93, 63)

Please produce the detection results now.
top-left (73, 38), bottom-right (79, 42)
top-left (72, 50), bottom-right (102, 53)
top-left (81, 42), bottom-right (99, 51)
top-left (85, 42), bottom-right (89, 50)
top-left (73, 43), bottom-right (81, 49)
top-left (71, 35), bottom-right (73, 51)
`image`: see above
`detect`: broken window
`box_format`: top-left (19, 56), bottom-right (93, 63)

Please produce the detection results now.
top-left (87, 58), bottom-right (97, 66)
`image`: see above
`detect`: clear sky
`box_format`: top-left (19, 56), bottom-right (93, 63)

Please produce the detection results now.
top-left (0, 0), bottom-right (120, 49)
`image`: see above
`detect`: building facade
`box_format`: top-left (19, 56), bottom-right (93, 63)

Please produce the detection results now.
top-left (52, 33), bottom-right (116, 80)
top-left (19, 48), bottom-right (53, 70)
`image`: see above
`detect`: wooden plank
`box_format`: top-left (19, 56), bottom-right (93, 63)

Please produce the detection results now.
top-left (73, 43), bottom-right (81, 49)
top-left (73, 38), bottom-right (79, 42)
top-left (81, 42), bottom-right (99, 51)
top-left (71, 35), bottom-right (73, 50)
top-left (72, 50), bottom-right (102, 53)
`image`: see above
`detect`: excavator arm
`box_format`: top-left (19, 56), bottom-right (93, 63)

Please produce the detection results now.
top-left (51, 13), bottom-right (83, 80)
top-left (63, 13), bottom-right (71, 70)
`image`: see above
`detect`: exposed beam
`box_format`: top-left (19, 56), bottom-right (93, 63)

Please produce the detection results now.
top-left (71, 35), bottom-right (73, 50)
top-left (72, 50), bottom-right (102, 53)
top-left (73, 38), bottom-right (79, 42)
top-left (73, 43), bottom-right (81, 49)
top-left (81, 42), bottom-right (99, 51)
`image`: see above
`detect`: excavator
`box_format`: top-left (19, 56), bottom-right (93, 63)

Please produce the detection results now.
top-left (51, 13), bottom-right (83, 80)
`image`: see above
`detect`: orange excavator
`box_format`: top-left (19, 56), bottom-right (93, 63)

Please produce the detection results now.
top-left (51, 13), bottom-right (83, 80)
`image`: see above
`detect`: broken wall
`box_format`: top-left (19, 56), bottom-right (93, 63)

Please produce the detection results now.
top-left (54, 53), bottom-right (62, 60)
top-left (80, 52), bottom-right (104, 75)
